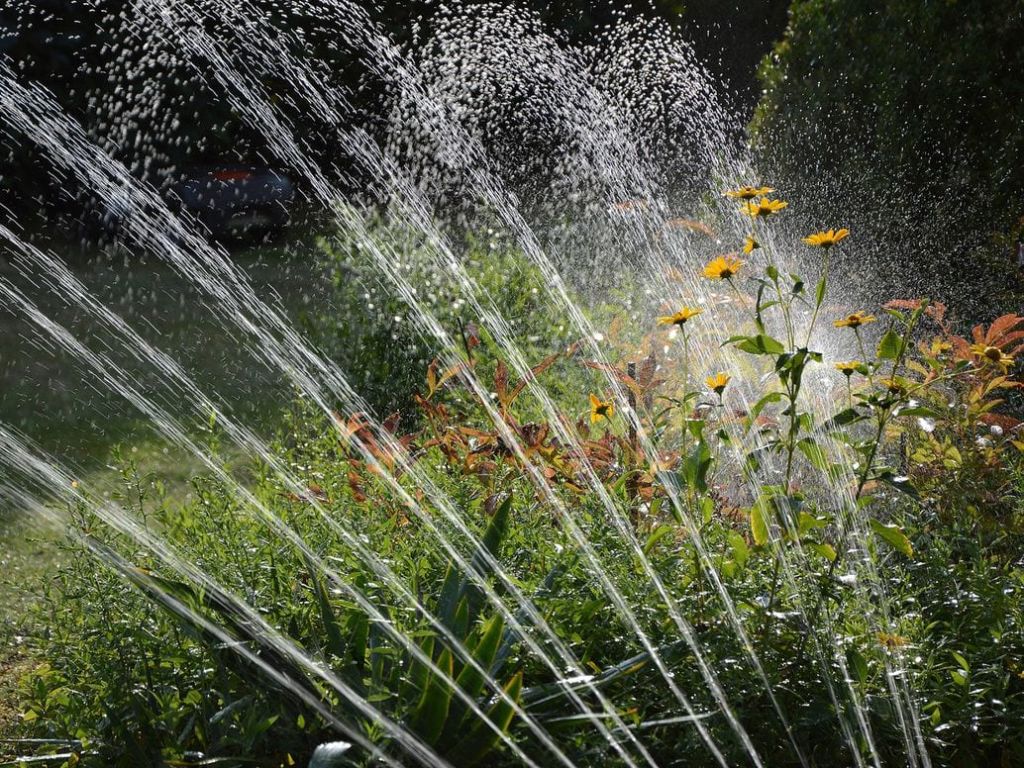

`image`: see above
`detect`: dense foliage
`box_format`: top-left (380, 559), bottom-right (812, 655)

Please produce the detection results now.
top-left (752, 0), bottom-right (1024, 314)
top-left (7, 192), bottom-right (1024, 766)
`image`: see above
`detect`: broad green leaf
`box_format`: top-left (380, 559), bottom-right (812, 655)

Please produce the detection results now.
top-left (807, 542), bottom-right (837, 562)
top-left (815, 274), bottom-right (826, 306)
top-left (411, 647), bottom-right (454, 745)
top-left (442, 614), bottom-right (506, 745)
top-left (749, 391), bottom-right (785, 426)
top-left (797, 437), bottom-right (834, 475)
top-left (877, 328), bottom-right (903, 360)
top-left (750, 505), bottom-right (769, 546)
top-left (725, 333), bottom-right (786, 356)
top-left (869, 519), bottom-right (913, 557)
top-left (643, 524), bottom-right (675, 556)
top-left (447, 671), bottom-right (523, 765)
top-left (682, 440), bottom-right (713, 493)
top-left (727, 530), bottom-right (749, 568)
top-left (846, 648), bottom-right (868, 686)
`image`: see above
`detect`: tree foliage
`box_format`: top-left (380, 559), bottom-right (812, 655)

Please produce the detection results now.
top-left (752, 0), bottom-right (1024, 314)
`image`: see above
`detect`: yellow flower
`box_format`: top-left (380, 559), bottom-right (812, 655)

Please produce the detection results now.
top-left (706, 372), bottom-right (730, 395)
top-left (724, 185), bottom-right (775, 200)
top-left (833, 312), bottom-right (876, 329)
top-left (970, 343), bottom-right (1015, 370)
top-left (803, 228), bottom-right (850, 248)
top-left (741, 197), bottom-right (788, 218)
top-left (834, 360), bottom-right (862, 377)
top-left (703, 254), bottom-right (744, 281)
top-left (589, 393), bottom-right (615, 423)
top-left (742, 235), bottom-right (760, 254)
top-left (657, 306), bottom-right (703, 327)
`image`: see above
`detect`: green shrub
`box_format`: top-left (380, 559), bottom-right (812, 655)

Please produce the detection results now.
top-left (311, 217), bottom-right (576, 422)
top-left (10, 201), bottom-right (1024, 767)
top-left (751, 0), bottom-right (1024, 314)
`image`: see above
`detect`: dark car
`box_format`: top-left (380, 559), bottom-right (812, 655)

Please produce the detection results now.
top-left (99, 165), bottom-right (296, 242)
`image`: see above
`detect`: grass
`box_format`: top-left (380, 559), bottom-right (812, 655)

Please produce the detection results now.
top-left (0, 230), bottom-right (331, 475)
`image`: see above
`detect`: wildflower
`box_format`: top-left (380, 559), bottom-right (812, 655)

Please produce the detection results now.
top-left (657, 306), bottom-right (703, 327)
top-left (706, 372), bottom-right (731, 395)
top-left (724, 185), bottom-right (774, 200)
top-left (969, 343), bottom-right (1015, 370)
top-left (742, 235), bottom-right (760, 254)
top-left (741, 197), bottom-right (788, 218)
top-left (703, 254), bottom-right (744, 281)
top-left (834, 360), bottom-right (862, 377)
top-left (833, 312), bottom-right (877, 329)
top-left (589, 393), bottom-right (615, 423)
top-left (803, 228), bottom-right (850, 248)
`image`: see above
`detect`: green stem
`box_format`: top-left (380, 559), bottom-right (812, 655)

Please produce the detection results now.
top-left (803, 250), bottom-right (831, 348)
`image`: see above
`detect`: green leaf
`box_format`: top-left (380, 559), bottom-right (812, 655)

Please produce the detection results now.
top-left (411, 647), bottom-right (454, 745)
top-left (643, 524), bottom-right (675, 556)
top-left (797, 437), bottom-right (835, 476)
top-left (748, 391), bottom-right (785, 427)
top-left (846, 648), bottom-right (868, 686)
top-left (727, 333), bottom-right (786, 356)
top-left (437, 563), bottom-right (463, 632)
top-left (682, 440), bottom-right (713, 493)
top-left (459, 494), bottom-right (514, 626)
top-left (877, 329), bottom-right (903, 360)
top-left (727, 531), bottom-right (749, 568)
top-left (951, 651), bottom-right (970, 672)
top-left (442, 614), bottom-right (506, 746)
top-left (869, 519), bottom-right (913, 558)
top-left (346, 611), bottom-right (369, 672)
top-left (750, 505), bottom-right (770, 546)
top-left (823, 407), bottom-right (865, 431)
top-left (447, 671), bottom-right (523, 765)
top-left (303, 554), bottom-right (346, 660)
top-left (401, 634), bottom-right (435, 705)
top-left (815, 274), bottom-right (827, 306)
top-left (453, 597), bottom-right (470, 642)
top-left (807, 542), bottom-right (837, 562)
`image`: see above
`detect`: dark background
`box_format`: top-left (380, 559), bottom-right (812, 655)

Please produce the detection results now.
top-left (0, 0), bottom-right (790, 226)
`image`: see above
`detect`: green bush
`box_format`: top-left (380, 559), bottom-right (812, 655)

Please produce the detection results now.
top-left (751, 0), bottom-right (1024, 314)
top-left (311, 218), bottom-right (576, 422)
top-left (9, 207), bottom-right (1024, 766)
